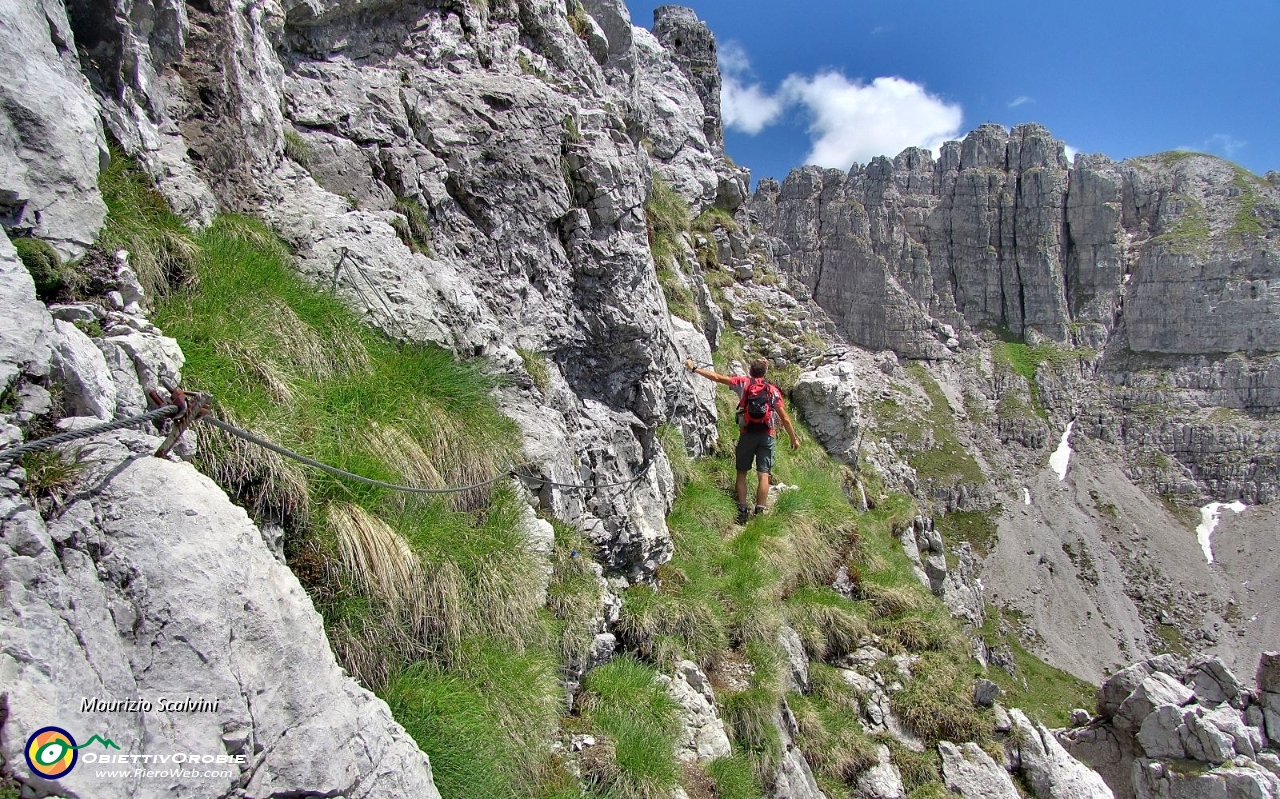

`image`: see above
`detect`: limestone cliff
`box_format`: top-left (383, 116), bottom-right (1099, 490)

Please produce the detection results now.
top-left (2, 0), bottom-right (1279, 797)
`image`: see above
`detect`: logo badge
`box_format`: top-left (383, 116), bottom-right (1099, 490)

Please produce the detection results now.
top-left (26, 726), bottom-right (79, 779)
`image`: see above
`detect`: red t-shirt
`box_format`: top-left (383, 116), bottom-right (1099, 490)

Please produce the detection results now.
top-left (730, 376), bottom-right (783, 435)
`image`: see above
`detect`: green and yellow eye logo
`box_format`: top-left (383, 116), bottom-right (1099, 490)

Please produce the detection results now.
top-left (24, 727), bottom-right (120, 780)
top-left (26, 727), bottom-right (78, 779)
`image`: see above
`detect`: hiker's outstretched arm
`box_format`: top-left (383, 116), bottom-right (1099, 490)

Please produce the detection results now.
top-left (685, 358), bottom-right (735, 386)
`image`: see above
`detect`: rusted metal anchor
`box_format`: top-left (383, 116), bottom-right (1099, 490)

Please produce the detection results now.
top-left (146, 386), bottom-right (212, 458)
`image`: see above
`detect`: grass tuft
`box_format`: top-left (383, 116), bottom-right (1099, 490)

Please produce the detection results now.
top-left (577, 655), bottom-right (683, 799)
top-left (13, 238), bottom-right (71, 301)
top-left (283, 128), bottom-right (313, 168)
top-left (19, 447), bottom-right (86, 514)
top-left (99, 146), bottom-right (199, 298)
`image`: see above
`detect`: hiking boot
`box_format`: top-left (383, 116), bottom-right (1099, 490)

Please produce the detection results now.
top-left (736, 505), bottom-right (749, 524)
top-left (754, 505), bottom-right (766, 516)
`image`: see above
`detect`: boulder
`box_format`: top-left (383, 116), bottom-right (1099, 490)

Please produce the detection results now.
top-left (1115, 672), bottom-right (1196, 732)
top-left (50, 320), bottom-right (117, 420)
top-left (1099, 656), bottom-right (1186, 720)
top-left (1137, 704), bottom-right (1190, 760)
top-left (0, 235), bottom-right (54, 390)
top-left (0, 0), bottom-right (107, 256)
top-left (0, 433), bottom-right (441, 798)
top-left (1133, 758), bottom-right (1280, 799)
top-left (664, 660), bottom-right (731, 763)
top-left (779, 625), bottom-right (810, 691)
top-left (939, 740), bottom-right (1020, 799)
top-left (974, 678), bottom-right (1002, 708)
top-left (1009, 708), bottom-right (1115, 799)
top-left (1187, 656), bottom-right (1246, 707)
top-left (853, 744), bottom-right (904, 799)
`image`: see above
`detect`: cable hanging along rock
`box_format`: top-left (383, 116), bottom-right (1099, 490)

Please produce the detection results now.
top-left (0, 388), bottom-right (652, 496)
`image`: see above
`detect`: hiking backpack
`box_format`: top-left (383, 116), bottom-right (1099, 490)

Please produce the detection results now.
top-left (738, 378), bottom-right (776, 432)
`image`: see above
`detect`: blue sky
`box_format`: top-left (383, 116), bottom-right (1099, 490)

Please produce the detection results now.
top-left (624, 0), bottom-right (1280, 186)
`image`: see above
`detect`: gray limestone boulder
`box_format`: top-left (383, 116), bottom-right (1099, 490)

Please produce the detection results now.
top-left (1261, 652), bottom-right (1280, 744)
top-left (779, 625), bottom-right (810, 692)
top-left (1188, 656), bottom-right (1247, 708)
top-left (1115, 672), bottom-right (1197, 732)
top-left (0, 234), bottom-right (55, 390)
top-left (853, 744), bottom-right (905, 799)
top-left (1009, 708), bottom-right (1115, 799)
top-left (0, 0), bottom-right (107, 256)
top-left (771, 698), bottom-right (828, 799)
top-left (1099, 656), bottom-right (1187, 720)
top-left (974, 679), bottom-right (1002, 708)
top-left (663, 660), bottom-right (731, 763)
top-left (0, 434), bottom-right (441, 798)
top-left (50, 320), bottom-right (117, 420)
top-left (1133, 758), bottom-right (1280, 799)
top-left (939, 740), bottom-right (1020, 799)
top-left (1137, 704), bottom-right (1193, 760)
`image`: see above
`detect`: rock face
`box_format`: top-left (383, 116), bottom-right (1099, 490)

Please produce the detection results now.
top-left (1008, 708), bottom-right (1115, 799)
top-left (939, 740), bottom-right (1020, 799)
top-left (651, 5), bottom-right (722, 151)
top-left (1, 224), bottom-right (442, 797)
top-left (0, 0), bottom-right (108, 256)
top-left (754, 123), bottom-right (1280, 362)
top-left (754, 122), bottom-right (1280, 506)
top-left (1, 442), bottom-right (441, 799)
top-left (4, 0), bottom-right (753, 582)
top-left (663, 660), bottom-right (732, 763)
top-left (1060, 654), bottom-right (1280, 799)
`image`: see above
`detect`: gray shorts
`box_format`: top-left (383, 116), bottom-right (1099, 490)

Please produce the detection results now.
top-left (735, 431), bottom-right (776, 474)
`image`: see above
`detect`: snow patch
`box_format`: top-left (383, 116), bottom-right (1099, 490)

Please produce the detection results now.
top-left (1049, 421), bottom-right (1074, 481)
top-left (1022, 488), bottom-right (1031, 505)
top-left (1194, 501), bottom-right (1247, 564)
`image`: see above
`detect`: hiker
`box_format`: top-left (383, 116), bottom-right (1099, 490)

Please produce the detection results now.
top-left (685, 357), bottom-right (799, 523)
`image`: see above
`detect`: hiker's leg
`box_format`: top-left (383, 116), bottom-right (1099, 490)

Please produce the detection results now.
top-left (755, 470), bottom-right (770, 508)
top-left (754, 434), bottom-right (776, 511)
top-left (734, 436), bottom-right (754, 509)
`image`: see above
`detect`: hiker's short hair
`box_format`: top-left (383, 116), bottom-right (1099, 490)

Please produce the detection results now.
top-left (749, 358), bottom-right (768, 378)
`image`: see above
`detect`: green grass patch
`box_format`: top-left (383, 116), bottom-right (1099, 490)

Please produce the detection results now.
top-left (692, 206), bottom-right (740, 235)
top-left (385, 639), bottom-right (564, 798)
top-left (1229, 167), bottom-right (1266, 243)
top-left (1151, 193), bottom-right (1210, 253)
top-left (646, 174), bottom-right (689, 270)
top-left (978, 607), bottom-right (1095, 727)
top-left (935, 508), bottom-right (1000, 557)
top-left (881, 364), bottom-right (984, 486)
top-left (391, 196), bottom-right (432, 254)
top-left (13, 237), bottom-right (73, 301)
top-left (705, 754), bottom-right (764, 799)
top-left (104, 152), bottom-right (587, 796)
top-left (1153, 621), bottom-right (1191, 658)
top-left (891, 651), bottom-right (991, 744)
top-left (283, 128), bottom-right (313, 168)
top-left (577, 655), bottom-right (683, 798)
top-left (519, 347), bottom-right (553, 394)
top-left (98, 146), bottom-right (199, 298)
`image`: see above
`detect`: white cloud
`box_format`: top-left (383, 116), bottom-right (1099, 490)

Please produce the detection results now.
top-left (1064, 144), bottom-right (1079, 162)
top-left (1205, 133), bottom-right (1246, 158)
top-left (1175, 134), bottom-right (1247, 160)
top-left (718, 42), bottom-right (787, 135)
top-left (1008, 95), bottom-right (1034, 108)
top-left (780, 72), bottom-right (963, 168)
top-left (722, 78), bottom-right (787, 135)
top-left (718, 40), bottom-right (752, 77)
